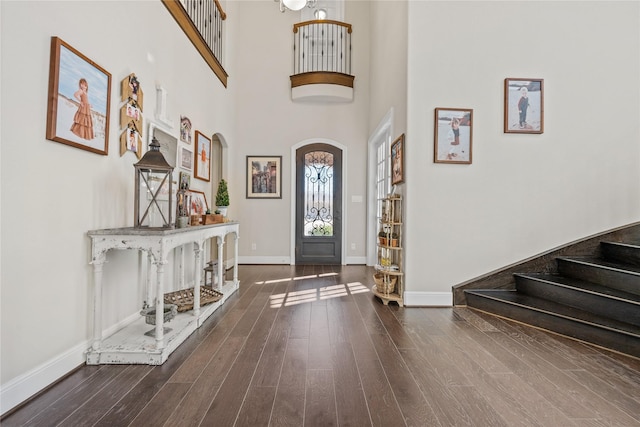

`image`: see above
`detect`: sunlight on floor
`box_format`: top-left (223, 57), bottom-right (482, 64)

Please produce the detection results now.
top-left (258, 274), bottom-right (370, 308)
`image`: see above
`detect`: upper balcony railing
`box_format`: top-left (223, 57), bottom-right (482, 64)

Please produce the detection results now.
top-left (162, 0), bottom-right (228, 87)
top-left (291, 20), bottom-right (354, 89)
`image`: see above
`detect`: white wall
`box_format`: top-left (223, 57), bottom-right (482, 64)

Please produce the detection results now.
top-left (404, 1), bottom-right (640, 305)
top-left (231, 1), bottom-right (371, 264)
top-left (0, 0), bottom-right (236, 412)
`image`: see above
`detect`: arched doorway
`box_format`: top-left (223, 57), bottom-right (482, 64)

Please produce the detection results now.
top-left (294, 143), bottom-right (343, 264)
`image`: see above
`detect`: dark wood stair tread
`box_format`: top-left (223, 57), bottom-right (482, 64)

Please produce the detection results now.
top-left (465, 290), bottom-right (640, 337)
top-left (515, 273), bottom-right (640, 304)
top-left (556, 256), bottom-right (640, 275)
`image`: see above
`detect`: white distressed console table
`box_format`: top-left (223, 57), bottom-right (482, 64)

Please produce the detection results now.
top-left (86, 222), bottom-right (239, 365)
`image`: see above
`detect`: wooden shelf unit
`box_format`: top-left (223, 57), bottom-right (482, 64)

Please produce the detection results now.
top-left (373, 195), bottom-right (404, 306)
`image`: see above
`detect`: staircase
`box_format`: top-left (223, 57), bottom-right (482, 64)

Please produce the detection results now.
top-left (465, 241), bottom-right (640, 357)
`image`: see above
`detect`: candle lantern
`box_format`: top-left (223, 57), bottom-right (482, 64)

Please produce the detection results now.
top-left (175, 182), bottom-right (191, 228)
top-left (134, 137), bottom-right (174, 228)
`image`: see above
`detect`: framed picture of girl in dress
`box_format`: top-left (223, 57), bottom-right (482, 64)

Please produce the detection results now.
top-left (504, 78), bottom-right (544, 134)
top-left (194, 130), bottom-right (211, 181)
top-left (434, 108), bottom-right (473, 164)
top-left (46, 37), bottom-right (111, 155)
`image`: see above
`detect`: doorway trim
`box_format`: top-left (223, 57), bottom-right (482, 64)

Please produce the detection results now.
top-left (367, 109), bottom-right (394, 266)
top-left (291, 138), bottom-right (347, 265)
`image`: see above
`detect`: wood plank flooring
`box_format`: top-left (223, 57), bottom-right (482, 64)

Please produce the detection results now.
top-left (3, 265), bottom-right (640, 426)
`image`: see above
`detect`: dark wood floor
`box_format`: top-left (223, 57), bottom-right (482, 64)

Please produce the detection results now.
top-left (4, 265), bottom-right (640, 426)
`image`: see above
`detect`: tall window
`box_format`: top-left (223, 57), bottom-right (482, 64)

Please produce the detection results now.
top-left (375, 135), bottom-right (391, 226)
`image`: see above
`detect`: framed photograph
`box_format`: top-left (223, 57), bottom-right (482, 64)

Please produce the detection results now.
top-left (194, 131), bottom-right (211, 182)
top-left (180, 147), bottom-right (193, 170)
top-left (391, 134), bottom-right (404, 185)
top-left (434, 108), bottom-right (473, 164)
top-left (247, 156), bottom-right (282, 199)
top-left (504, 78), bottom-right (544, 134)
top-left (179, 171), bottom-right (191, 190)
top-left (121, 73), bottom-right (143, 111)
top-left (149, 122), bottom-right (178, 168)
top-left (188, 189), bottom-right (209, 215)
top-left (46, 37), bottom-right (111, 155)
top-left (180, 116), bottom-right (192, 144)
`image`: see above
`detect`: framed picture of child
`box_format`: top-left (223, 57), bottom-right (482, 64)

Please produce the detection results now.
top-left (434, 108), bottom-right (473, 164)
top-left (46, 36), bottom-right (111, 155)
top-left (194, 131), bottom-right (211, 182)
top-left (504, 78), bottom-right (544, 134)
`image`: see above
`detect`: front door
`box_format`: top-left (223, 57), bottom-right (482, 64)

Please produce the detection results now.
top-left (295, 143), bottom-right (342, 264)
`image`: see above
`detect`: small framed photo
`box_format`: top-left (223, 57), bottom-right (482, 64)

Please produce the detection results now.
top-left (434, 108), bottom-right (473, 164)
top-left (504, 78), bottom-right (544, 134)
top-left (46, 37), bottom-right (111, 155)
top-left (194, 131), bottom-right (211, 181)
top-left (188, 189), bottom-right (209, 215)
top-left (391, 134), bottom-right (404, 185)
top-left (179, 171), bottom-right (190, 190)
top-left (180, 116), bottom-right (192, 144)
top-left (181, 147), bottom-right (193, 170)
top-left (247, 156), bottom-right (282, 199)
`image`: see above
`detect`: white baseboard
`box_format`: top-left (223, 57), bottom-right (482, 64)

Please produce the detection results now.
top-left (238, 256), bottom-right (291, 265)
top-left (404, 291), bottom-right (452, 307)
top-left (238, 256), bottom-right (366, 265)
top-left (1, 340), bottom-right (87, 415)
top-left (0, 311), bottom-right (141, 416)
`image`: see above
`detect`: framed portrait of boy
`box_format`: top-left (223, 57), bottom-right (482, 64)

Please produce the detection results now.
top-left (504, 78), bottom-right (544, 134)
top-left (434, 108), bottom-right (473, 164)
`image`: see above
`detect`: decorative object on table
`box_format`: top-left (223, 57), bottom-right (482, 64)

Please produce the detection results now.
top-left (215, 178), bottom-right (230, 216)
top-left (180, 116), bottom-right (192, 144)
top-left (504, 78), bottom-right (544, 134)
top-left (194, 130), bottom-right (211, 181)
top-left (204, 260), bottom-right (218, 287)
top-left (434, 108), bottom-right (473, 164)
top-left (175, 181), bottom-right (191, 229)
top-left (202, 212), bottom-right (224, 224)
top-left (188, 189), bottom-right (208, 215)
top-left (391, 134), bottom-right (404, 185)
top-left (46, 36), bottom-right (111, 156)
top-left (246, 156), bottom-right (282, 199)
top-left (133, 137), bottom-right (174, 228)
top-left (164, 286), bottom-right (223, 313)
top-left (140, 301), bottom-right (177, 337)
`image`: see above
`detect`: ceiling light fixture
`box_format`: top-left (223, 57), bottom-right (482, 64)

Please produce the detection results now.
top-left (276, 0), bottom-right (317, 12)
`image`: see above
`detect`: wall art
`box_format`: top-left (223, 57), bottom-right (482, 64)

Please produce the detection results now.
top-left (391, 134), bottom-right (404, 185)
top-left (188, 189), bottom-right (209, 215)
top-left (246, 155), bottom-right (282, 199)
top-left (434, 108), bottom-right (473, 164)
top-left (504, 78), bottom-right (544, 134)
top-left (180, 116), bottom-right (192, 144)
top-left (46, 36), bottom-right (111, 155)
top-left (194, 131), bottom-right (211, 181)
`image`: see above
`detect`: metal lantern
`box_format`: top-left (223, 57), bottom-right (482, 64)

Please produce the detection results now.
top-left (175, 182), bottom-right (191, 228)
top-left (134, 137), bottom-right (174, 228)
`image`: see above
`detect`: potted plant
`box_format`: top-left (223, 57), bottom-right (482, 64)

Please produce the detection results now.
top-left (215, 179), bottom-right (229, 216)
top-left (378, 230), bottom-right (388, 246)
